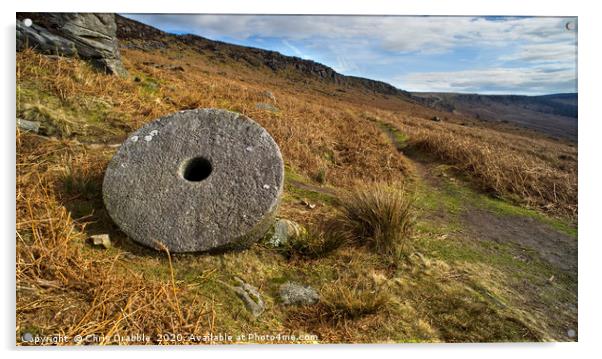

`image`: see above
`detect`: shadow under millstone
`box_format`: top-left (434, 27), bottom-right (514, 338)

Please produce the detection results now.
top-left (55, 165), bottom-right (162, 258)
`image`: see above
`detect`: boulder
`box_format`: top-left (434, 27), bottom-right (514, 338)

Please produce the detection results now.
top-left (255, 103), bottom-right (279, 112)
top-left (261, 91), bottom-right (276, 101)
top-left (103, 109), bottom-right (284, 253)
top-left (17, 13), bottom-right (127, 76)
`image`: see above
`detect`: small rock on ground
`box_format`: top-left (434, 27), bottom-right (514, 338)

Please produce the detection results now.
top-left (261, 91), bottom-right (276, 101)
top-left (231, 277), bottom-right (265, 317)
top-left (255, 102), bottom-right (279, 112)
top-left (267, 219), bottom-right (305, 247)
top-left (89, 234), bottom-right (111, 249)
top-left (279, 282), bottom-right (319, 306)
top-left (17, 118), bottom-right (40, 133)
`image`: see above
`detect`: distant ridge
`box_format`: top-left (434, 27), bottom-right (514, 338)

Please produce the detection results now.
top-left (411, 92), bottom-right (577, 140)
top-left (412, 92), bottom-right (577, 118)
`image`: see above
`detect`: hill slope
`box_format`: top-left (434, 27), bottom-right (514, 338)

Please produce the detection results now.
top-left (115, 15), bottom-right (415, 101)
top-left (16, 14), bottom-right (577, 344)
top-left (116, 15), bottom-right (578, 141)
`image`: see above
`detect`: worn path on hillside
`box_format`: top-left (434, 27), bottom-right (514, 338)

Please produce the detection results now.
top-left (381, 123), bottom-right (577, 273)
top-left (379, 121), bottom-right (578, 341)
top-left (412, 153), bottom-right (577, 273)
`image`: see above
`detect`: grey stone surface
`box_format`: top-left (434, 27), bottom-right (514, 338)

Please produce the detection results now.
top-left (261, 91), bottom-right (276, 101)
top-left (279, 282), bottom-right (319, 306)
top-left (231, 277), bottom-right (265, 317)
top-left (16, 118), bottom-right (40, 133)
top-left (17, 13), bottom-right (127, 76)
top-left (267, 219), bottom-right (305, 247)
top-left (103, 109), bottom-right (284, 253)
top-left (89, 234), bottom-right (111, 249)
top-left (255, 103), bottom-right (279, 112)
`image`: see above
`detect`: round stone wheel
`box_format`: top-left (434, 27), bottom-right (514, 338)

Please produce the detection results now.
top-left (103, 109), bottom-right (284, 253)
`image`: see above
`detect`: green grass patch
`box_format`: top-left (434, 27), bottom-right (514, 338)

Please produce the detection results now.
top-left (284, 166), bottom-right (338, 205)
top-left (478, 195), bottom-right (577, 238)
top-left (378, 121), bottom-right (408, 150)
top-left (416, 164), bottom-right (577, 239)
top-left (415, 181), bottom-right (465, 215)
top-left (17, 81), bottom-right (123, 142)
top-left (133, 72), bottom-right (161, 96)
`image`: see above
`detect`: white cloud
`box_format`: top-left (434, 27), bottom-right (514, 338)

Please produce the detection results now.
top-left (127, 15), bottom-right (576, 54)
top-left (333, 55), bottom-right (359, 73)
top-left (500, 42), bottom-right (577, 63)
top-left (397, 66), bottom-right (576, 95)
top-left (281, 39), bottom-right (307, 58)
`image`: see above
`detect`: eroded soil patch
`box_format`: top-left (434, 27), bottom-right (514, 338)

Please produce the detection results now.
top-left (461, 209), bottom-right (577, 273)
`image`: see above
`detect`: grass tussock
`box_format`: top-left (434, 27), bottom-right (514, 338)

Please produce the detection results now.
top-left (281, 224), bottom-right (346, 260)
top-left (285, 272), bottom-right (395, 339)
top-left (335, 183), bottom-right (416, 257)
top-left (319, 281), bottom-right (393, 322)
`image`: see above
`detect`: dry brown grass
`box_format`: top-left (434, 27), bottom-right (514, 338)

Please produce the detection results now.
top-left (19, 47), bottom-right (575, 220)
top-left (16, 131), bottom-right (216, 345)
top-left (280, 224), bottom-right (346, 260)
top-left (16, 48), bottom-right (412, 344)
top-left (17, 48), bottom-right (410, 188)
top-left (319, 280), bottom-right (393, 322)
top-left (374, 111), bottom-right (577, 217)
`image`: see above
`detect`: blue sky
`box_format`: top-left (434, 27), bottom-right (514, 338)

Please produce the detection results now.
top-left (123, 15), bottom-right (577, 95)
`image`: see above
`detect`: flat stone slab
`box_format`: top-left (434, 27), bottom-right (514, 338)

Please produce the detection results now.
top-left (103, 109), bottom-right (284, 252)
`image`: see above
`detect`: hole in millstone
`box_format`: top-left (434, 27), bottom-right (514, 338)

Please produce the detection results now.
top-left (181, 157), bottom-right (213, 182)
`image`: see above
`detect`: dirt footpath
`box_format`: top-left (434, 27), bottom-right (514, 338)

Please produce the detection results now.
top-left (461, 209), bottom-right (577, 273)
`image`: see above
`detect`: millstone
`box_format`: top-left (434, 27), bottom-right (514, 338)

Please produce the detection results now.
top-left (103, 109), bottom-right (284, 253)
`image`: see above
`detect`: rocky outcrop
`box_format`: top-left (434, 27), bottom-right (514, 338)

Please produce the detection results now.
top-left (17, 13), bottom-right (127, 76)
top-left (228, 277), bottom-right (265, 317)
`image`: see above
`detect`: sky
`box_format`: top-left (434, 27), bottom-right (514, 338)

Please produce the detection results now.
top-left (123, 14), bottom-right (578, 95)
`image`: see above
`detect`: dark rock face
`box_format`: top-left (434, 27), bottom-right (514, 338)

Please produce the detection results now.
top-left (115, 14), bottom-right (166, 41)
top-left (17, 13), bottom-right (127, 76)
top-left (103, 109), bottom-right (284, 253)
